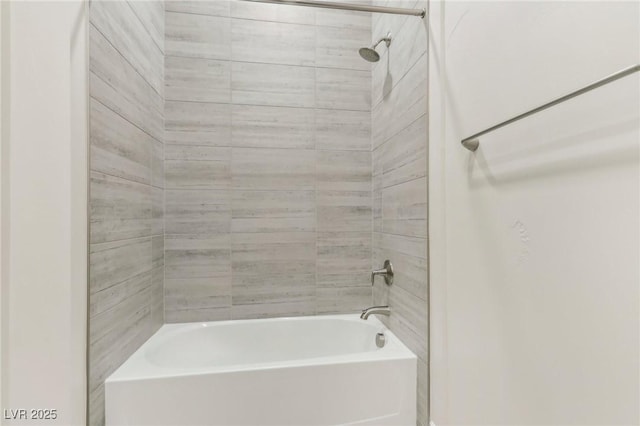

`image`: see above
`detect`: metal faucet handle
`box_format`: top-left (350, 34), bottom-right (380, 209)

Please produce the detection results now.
top-left (371, 260), bottom-right (393, 286)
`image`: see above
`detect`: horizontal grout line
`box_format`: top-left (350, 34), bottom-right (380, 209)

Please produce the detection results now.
top-left (376, 174), bottom-right (428, 191)
top-left (164, 142), bottom-right (370, 152)
top-left (89, 22), bottom-right (164, 100)
top-left (372, 110), bottom-right (427, 148)
top-left (89, 276), bottom-right (155, 319)
top-left (165, 307), bottom-right (231, 313)
top-left (165, 98), bottom-right (371, 113)
top-left (164, 53), bottom-right (371, 73)
top-left (89, 89), bottom-right (163, 145)
top-left (90, 235), bottom-right (155, 250)
top-left (125, 1), bottom-right (165, 56)
top-left (372, 49), bottom-right (427, 109)
top-left (373, 229), bottom-right (428, 239)
top-left (90, 267), bottom-right (153, 299)
top-left (165, 9), bottom-right (371, 31)
top-left (89, 169), bottom-right (161, 190)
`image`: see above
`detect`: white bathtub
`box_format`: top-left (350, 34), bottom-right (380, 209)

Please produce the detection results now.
top-left (105, 314), bottom-right (417, 426)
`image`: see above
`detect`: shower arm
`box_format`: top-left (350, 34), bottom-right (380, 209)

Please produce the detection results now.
top-left (372, 34), bottom-right (392, 49)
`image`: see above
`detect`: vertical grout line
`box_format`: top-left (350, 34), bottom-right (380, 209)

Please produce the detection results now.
top-left (369, 7), bottom-right (374, 308)
top-left (83, 1), bottom-right (91, 423)
top-left (313, 12), bottom-right (318, 316)
top-left (228, 8), bottom-right (234, 320)
top-left (161, 0), bottom-right (166, 327)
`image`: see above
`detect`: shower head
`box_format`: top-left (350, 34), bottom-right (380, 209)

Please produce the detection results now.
top-left (359, 47), bottom-right (380, 62)
top-left (359, 32), bottom-right (391, 63)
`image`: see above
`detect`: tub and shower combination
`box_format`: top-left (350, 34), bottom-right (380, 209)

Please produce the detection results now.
top-left (105, 315), bottom-right (416, 425)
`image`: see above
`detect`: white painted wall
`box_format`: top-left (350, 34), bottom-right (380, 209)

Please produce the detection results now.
top-left (429, 1), bottom-right (639, 424)
top-left (1, 2), bottom-right (88, 424)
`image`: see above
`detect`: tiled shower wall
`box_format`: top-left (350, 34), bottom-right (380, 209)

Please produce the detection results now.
top-left (163, 0), bottom-right (373, 321)
top-left (371, 1), bottom-right (429, 425)
top-left (88, 1), bottom-right (164, 424)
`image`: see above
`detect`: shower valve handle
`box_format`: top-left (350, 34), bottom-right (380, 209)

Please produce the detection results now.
top-left (371, 260), bottom-right (393, 286)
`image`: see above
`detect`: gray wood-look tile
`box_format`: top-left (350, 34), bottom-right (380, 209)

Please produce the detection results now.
top-left (165, 56), bottom-right (231, 103)
top-left (165, 145), bottom-right (231, 189)
top-left (373, 231), bottom-right (427, 260)
top-left (165, 144), bottom-right (231, 161)
top-left (388, 12), bottom-right (428, 85)
top-left (373, 172), bottom-right (383, 232)
top-left (317, 202), bottom-right (371, 232)
top-left (317, 231), bottom-right (371, 287)
top-left (165, 189), bottom-right (231, 234)
top-left (231, 298), bottom-right (315, 320)
top-left (90, 283), bottom-right (152, 353)
top-left (152, 235), bottom-right (165, 269)
top-left (151, 265), bottom-right (165, 327)
top-left (315, 109), bottom-right (370, 151)
top-left (128, 0), bottom-right (165, 53)
top-left (90, 26), bottom-right (163, 141)
top-left (232, 148), bottom-right (315, 190)
top-left (373, 241), bottom-right (427, 300)
top-left (90, 99), bottom-right (152, 185)
top-left (165, 306), bottom-right (231, 323)
top-left (232, 19), bottom-right (315, 66)
top-left (165, 101), bottom-right (231, 146)
top-left (232, 105), bottom-right (315, 149)
top-left (231, 62), bottom-right (315, 107)
top-left (90, 315), bottom-right (157, 391)
top-left (372, 53), bottom-right (427, 149)
top-left (316, 26), bottom-right (371, 71)
top-left (317, 150), bottom-right (371, 232)
top-left (90, 172), bottom-right (152, 244)
top-left (387, 309), bottom-right (427, 360)
top-left (232, 232), bottom-right (316, 276)
top-left (91, 0), bottom-right (164, 95)
top-left (316, 68), bottom-right (371, 111)
top-left (165, 12), bottom-right (231, 60)
top-left (90, 318), bottom-right (156, 412)
top-left (389, 283), bottom-right (427, 344)
top-left (152, 186), bottom-right (164, 236)
top-left (165, 234), bottom-right (231, 279)
top-left (91, 269), bottom-right (153, 318)
top-left (382, 177), bottom-right (427, 237)
top-left (232, 190), bottom-right (315, 233)
top-left (378, 114), bottom-right (427, 188)
top-left (151, 139), bottom-right (164, 189)
top-left (90, 238), bottom-right (152, 295)
top-left (317, 150), bottom-right (370, 191)
top-left (166, 0), bottom-right (230, 17)
top-left (316, 286), bottom-right (372, 314)
top-left (231, 274), bottom-right (315, 318)
top-left (371, 49), bottom-right (390, 108)
top-left (230, 0), bottom-right (314, 24)
top-left (165, 277), bottom-right (232, 310)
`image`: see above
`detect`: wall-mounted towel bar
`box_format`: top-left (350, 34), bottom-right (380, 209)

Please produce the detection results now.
top-left (461, 64), bottom-right (640, 152)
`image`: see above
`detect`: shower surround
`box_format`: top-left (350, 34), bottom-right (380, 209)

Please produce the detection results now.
top-left (163, 0), bottom-right (373, 322)
top-left (89, 1), bottom-right (429, 425)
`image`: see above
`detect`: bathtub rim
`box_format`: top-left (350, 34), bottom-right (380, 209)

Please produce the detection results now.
top-left (106, 314), bottom-right (417, 383)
